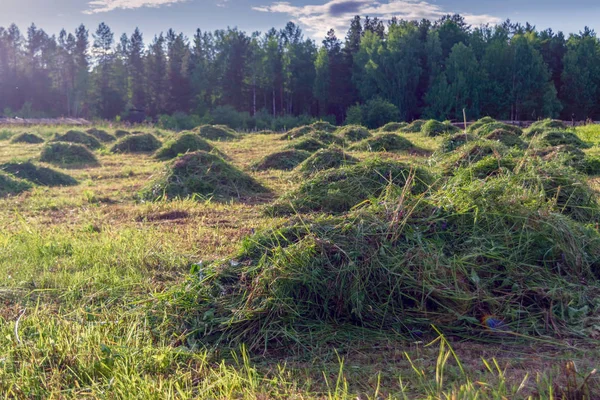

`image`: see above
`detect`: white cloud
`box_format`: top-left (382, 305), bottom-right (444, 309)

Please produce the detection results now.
top-left (84, 0), bottom-right (188, 14)
top-left (253, 0), bottom-right (501, 39)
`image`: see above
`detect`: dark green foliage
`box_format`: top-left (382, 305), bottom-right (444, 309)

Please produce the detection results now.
top-left (155, 133), bottom-right (215, 160)
top-left (350, 133), bottom-right (414, 152)
top-left (252, 149), bottom-right (311, 171)
top-left (1, 161), bottom-right (78, 186)
top-left (142, 151), bottom-right (268, 201)
top-left (336, 125), bottom-right (371, 142)
top-left (53, 130), bottom-right (102, 150)
top-left (378, 122), bottom-right (407, 132)
top-left (536, 130), bottom-right (590, 148)
top-left (421, 120), bottom-right (460, 137)
top-left (286, 137), bottom-right (327, 152)
top-left (196, 125), bottom-right (238, 141)
top-left (10, 133), bottom-right (45, 144)
top-left (440, 133), bottom-right (474, 153)
top-left (295, 147), bottom-right (359, 176)
top-left (400, 120), bottom-right (426, 133)
top-left (40, 143), bottom-right (99, 167)
top-left (111, 133), bottom-right (162, 153)
top-left (268, 158), bottom-right (433, 215)
top-left (115, 130), bottom-right (132, 138)
top-left (0, 172), bottom-right (32, 197)
top-left (485, 129), bottom-right (526, 148)
top-left (526, 119), bottom-right (568, 136)
top-left (472, 122), bottom-right (523, 137)
top-left (86, 128), bottom-right (116, 142)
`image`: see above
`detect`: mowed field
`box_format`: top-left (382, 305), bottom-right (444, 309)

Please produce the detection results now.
top-left (0, 122), bottom-right (599, 399)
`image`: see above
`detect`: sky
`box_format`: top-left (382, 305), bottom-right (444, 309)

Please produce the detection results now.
top-left (1, 0), bottom-right (599, 42)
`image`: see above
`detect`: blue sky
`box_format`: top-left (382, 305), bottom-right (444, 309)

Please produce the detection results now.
top-left (2, 0), bottom-right (599, 41)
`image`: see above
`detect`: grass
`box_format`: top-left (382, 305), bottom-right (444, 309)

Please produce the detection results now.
top-left (86, 127), bottom-right (116, 142)
top-left (1, 122), bottom-right (599, 398)
top-left (10, 132), bottom-right (45, 144)
top-left (111, 133), bottom-right (162, 153)
top-left (295, 147), bottom-right (359, 177)
top-left (336, 125), bottom-right (372, 142)
top-left (350, 133), bottom-right (415, 152)
top-left (155, 132), bottom-right (217, 160)
top-left (53, 130), bottom-right (103, 150)
top-left (1, 161), bottom-right (78, 186)
top-left (40, 142), bottom-right (100, 167)
top-left (196, 124), bottom-right (238, 141)
top-left (252, 149), bottom-right (312, 171)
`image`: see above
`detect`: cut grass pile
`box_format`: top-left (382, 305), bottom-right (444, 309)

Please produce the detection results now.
top-left (286, 137), bottom-right (327, 152)
top-left (309, 121), bottom-right (337, 133)
top-left (1, 161), bottom-right (77, 186)
top-left (295, 147), bottom-right (359, 176)
top-left (40, 142), bottom-right (99, 167)
top-left (350, 133), bottom-right (414, 152)
top-left (142, 151), bottom-right (268, 201)
top-left (0, 171), bottom-right (32, 197)
top-left (268, 158), bottom-right (433, 215)
top-left (535, 130), bottom-right (591, 148)
top-left (155, 133), bottom-right (217, 160)
top-left (10, 132), bottom-right (45, 144)
top-left (280, 125), bottom-right (315, 140)
top-left (400, 119), bottom-right (426, 133)
top-left (526, 119), bottom-right (568, 136)
top-left (421, 120), bottom-right (460, 137)
top-left (52, 130), bottom-right (102, 150)
top-left (196, 124), bottom-right (238, 141)
top-left (111, 133), bottom-right (162, 153)
top-left (114, 129), bottom-right (131, 138)
top-left (336, 125), bottom-right (371, 142)
top-left (466, 116), bottom-right (496, 133)
top-left (439, 133), bottom-right (474, 153)
top-left (377, 122), bottom-right (408, 132)
top-left (86, 128), bottom-right (116, 142)
top-left (484, 129), bottom-right (526, 148)
top-left (305, 130), bottom-right (346, 146)
top-left (252, 149), bottom-right (311, 171)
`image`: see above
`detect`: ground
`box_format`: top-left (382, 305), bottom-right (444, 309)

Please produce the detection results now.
top-left (0, 124), bottom-right (598, 399)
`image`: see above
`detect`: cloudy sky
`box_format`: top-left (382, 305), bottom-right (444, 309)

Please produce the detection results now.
top-left (2, 0), bottom-right (599, 41)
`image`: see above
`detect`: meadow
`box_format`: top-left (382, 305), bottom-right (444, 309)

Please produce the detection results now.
top-left (0, 120), bottom-right (599, 399)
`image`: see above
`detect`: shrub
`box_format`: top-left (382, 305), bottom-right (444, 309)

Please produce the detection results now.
top-left (10, 133), bottom-right (44, 144)
top-left (40, 143), bottom-right (99, 167)
top-left (336, 125), bottom-right (371, 142)
top-left (344, 104), bottom-right (363, 126)
top-left (421, 120), bottom-right (460, 137)
top-left (0, 172), bottom-right (32, 197)
top-left (295, 147), bottom-right (359, 176)
top-left (86, 128), bottom-right (116, 142)
top-left (350, 133), bottom-right (414, 152)
top-left (1, 161), bottom-right (78, 186)
top-left (53, 130), bottom-right (102, 150)
top-left (111, 133), bottom-right (162, 153)
top-left (158, 112), bottom-right (202, 131)
top-left (252, 149), bottom-right (312, 171)
top-left (378, 122), bottom-right (408, 132)
top-left (361, 98), bottom-right (400, 129)
top-left (268, 158), bottom-right (433, 215)
top-left (155, 133), bottom-right (216, 160)
top-left (286, 137), bottom-right (327, 152)
top-left (142, 151), bottom-right (268, 201)
top-left (210, 105), bottom-right (253, 130)
top-left (196, 125), bottom-right (238, 141)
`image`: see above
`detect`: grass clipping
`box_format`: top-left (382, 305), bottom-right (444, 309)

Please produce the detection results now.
top-left (142, 151), bottom-right (269, 201)
top-left (111, 133), bottom-right (162, 153)
top-left (1, 161), bottom-right (77, 186)
top-left (40, 143), bottom-right (99, 167)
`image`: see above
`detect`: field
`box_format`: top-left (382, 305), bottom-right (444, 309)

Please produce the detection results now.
top-left (0, 122), bottom-right (599, 399)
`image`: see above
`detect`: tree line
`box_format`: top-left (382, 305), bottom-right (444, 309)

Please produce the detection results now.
top-left (1, 15), bottom-right (600, 127)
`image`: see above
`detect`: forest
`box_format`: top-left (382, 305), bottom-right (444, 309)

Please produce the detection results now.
top-left (1, 15), bottom-right (600, 128)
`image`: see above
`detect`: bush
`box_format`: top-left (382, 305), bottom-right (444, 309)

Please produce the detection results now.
top-left (295, 147), bottom-right (359, 177)
top-left (10, 133), bottom-right (44, 144)
top-left (53, 130), bottom-right (102, 150)
top-left (252, 149), bottom-right (312, 171)
top-left (40, 143), bottom-right (99, 167)
top-left (361, 98), bottom-right (400, 129)
top-left (378, 122), bottom-right (408, 132)
top-left (196, 125), bottom-right (238, 141)
top-left (158, 112), bottom-right (202, 131)
top-left (350, 133), bottom-right (414, 152)
top-left (286, 137), bottom-right (327, 152)
top-left (155, 133), bottom-right (216, 160)
top-left (86, 128), bottom-right (116, 142)
top-left (336, 125), bottom-right (371, 142)
top-left (421, 120), bottom-right (460, 137)
top-left (526, 119), bottom-right (568, 136)
top-left (268, 158), bottom-right (433, 215)
top-left (1, 161), bottom-right (78, 186)
top-left (210, 105), bottom-right (253, 130)
top-left (142, 151), bottom-right (268, 201)
top-left (0, 172), bottom-right (32, 197)
top-left (111, 133), bottom-right (162, 153)
top-left (344, 104), bottom-right (363, 126)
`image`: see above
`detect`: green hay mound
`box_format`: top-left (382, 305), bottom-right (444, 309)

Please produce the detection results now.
top-left (305, 131), bottom-right (346, 146)
top-left (336, 125), bottom-right (372, 142)
top-left (421, 120), bottom-right (460, 137)
top-left (309, 121), bottom-right (337, 133)
top-left (254, 130), bottom-right (277, 135)
top-left (295, 147), bottom-right (359, 177)
top-left (53, 130), bottom-right (102, 150)
top-left (111, 133), bottom-right (162, 154)
top-left (472, 122), bottom-right (523, 137)
top-left (142, 151), bottom-right (269, 201)
top-left (467, 116), bottom-right (497, 133)
top-left (10, 133), bottom-right (45, 144)
top-left (86, 128), bottom-right (116, 142)
top-left (115, 129), bottom-right (132, 138)
top-left (0, 172), bottom-right (32, 197)
top-left (439, 133), bottom-right (475, 153)
top-left (526, 119), bottom-right (568, 137)
top-left (378, 122), bottom-right (408, 132)
top-left (350, 133), bottom-right (414, 152)
top-left (268, 158), bottom-right (433, 215)
top-left (400, 119), bottom-right (426, 133)
top-left (280, 125), bottom-right (315, 141)
top-left (170, 160), bottom-right (600, 351)
top-left (1, 161), bottom-right (78, 186)
top-left (536, 130), bottom-right (590, 149)
top-left (40, 143), bottom-right (99, 167)
top-left (252, 149), bottom-right (311, 171)
top-left (286, 137), bottom-right (327, 152)
top-left (485, 129), bottom-right (526, 148)
top-left (440, 140), bottom-right (511, 175)
top-left (196, 125), bottom-right (238, 141)
top-left (155, 133), bottom-right (216, 160)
